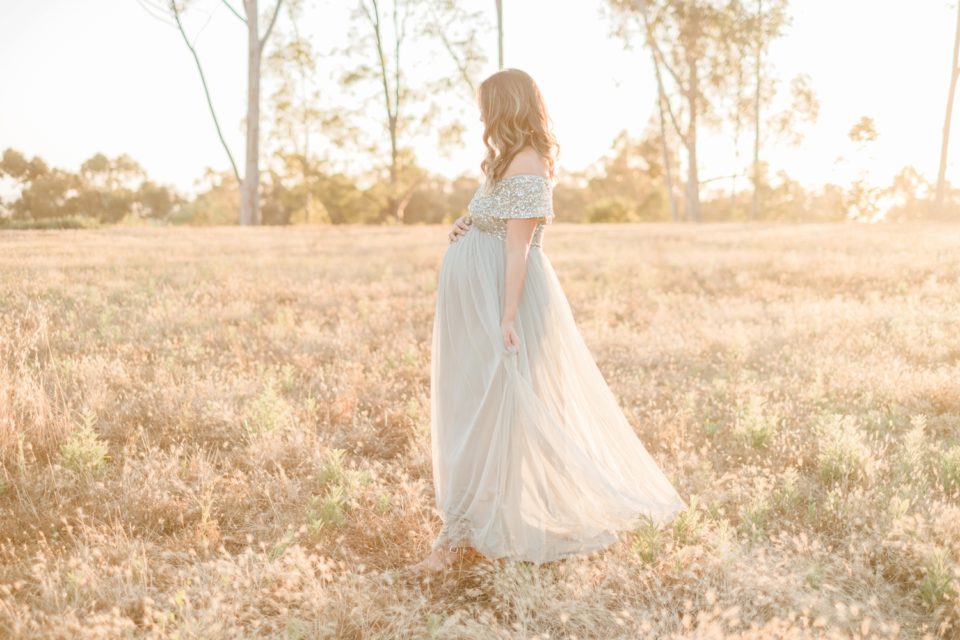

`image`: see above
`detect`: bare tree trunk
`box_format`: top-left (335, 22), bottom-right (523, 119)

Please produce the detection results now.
top-left (161, 0), bottom-right (281, 226)
top-left (638, 2), bottom-right (678, 222)
top-left (291, 19), bottom-right (313, 223)
top-left (656, 87), bottom-right (679, 223)
top-left (684, 139), bottom-right (700, 222)
top-left (390, 4), bottom-right (402, 221)
top-left (366, 0), bottom-right (404, 222)
top-left (685, 61), bottom-right (702, 222)
top-left (731, 60), bottom-right (745, 215)
top-left (496, 0), bottom-right (504, 69)
top-left (170, 1), bottom-right (241, 185)
top-left (750, 0), bottom-right (762, 220)
top-left (389, 113), bottom-right (399, 221)
top-left (241, 0), bottom-right (261, 226)
top-left (936, 1), bottom-right (960, 212)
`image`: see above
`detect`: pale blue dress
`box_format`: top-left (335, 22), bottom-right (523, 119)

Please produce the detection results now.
top-left (429, 174), bottom-right (687, 564)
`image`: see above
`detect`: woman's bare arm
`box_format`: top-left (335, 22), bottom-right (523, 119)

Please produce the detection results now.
top-left (499, 147), bottom-right (552, 351)
top-left (502, 217), bottom-right (539, 322)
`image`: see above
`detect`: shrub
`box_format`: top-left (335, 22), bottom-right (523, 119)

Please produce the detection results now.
top-left (738, 493), bottom-right (771, 540)
top-left (895, 415), bottom-right (930, 484)
top-left (733, 395), bottom-right (779, 449)
top-left (816, 415), bottom-right (871, 484)
top-left (587, 197), bottom-right (637, 223)
top-left (631, 518), bottom-right (662, 563)
top-left (308, 485), bottom-right (348, 530)
top-left (241, 384), bottom-right (295, 439)
top-left (0, 215), bottom-right (100, 230)
top-left (939, 445), bottom-right (960, 494)
top-left (59, 411), bottom-right (108, 475)
top-left (671, 496), bottom-right (704, 546)
top-left (919, 548), bottom-right (957, 608)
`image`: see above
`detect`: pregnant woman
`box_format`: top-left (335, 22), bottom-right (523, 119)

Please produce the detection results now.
top-left (408, 69), bottom-right (687, 574)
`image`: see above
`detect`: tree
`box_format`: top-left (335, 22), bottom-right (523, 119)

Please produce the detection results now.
top-left (143, 0), bottom-right (285, 225)
top-left (637, 0), bottom-right (680, 221)
top-left (348, 0), bottom-right (414, 222)
top-left (136, 181), bottom-right (180, 219)
top-left (585, 130), bottom-right (672, 221)
top-left (264, 0), bottom-right (337, 224)
top-left (240, 0), bottom-right (285, 225)
top-left (421, 0), bottom-right (487, 159)
top-left (936, 1), bottom-right (960, 213)
top-left (495, 0), bottom-right (503, 69)
top-left (885, 166), bottom-right (933, 221)
top-left (0, 149), bottom-right (78, 220)
top-left (749, 0), bottom-right (770, 219)
top-left (74, 154), bottom-right (144, 223)
top-left (608, 0), bottom-right (750, 222)
top-left (0, 149), bottom-right (177, 223)
top-left (343, 0), bottom-right (484, 222)
top-left (424, 0), bottom-right (487, 96)
top-left (179, 169), bottom-right (242, 225)
top-left (740, 0), bottom-right (814, 220)
top-left (842, 116), bottom-right (882, 221)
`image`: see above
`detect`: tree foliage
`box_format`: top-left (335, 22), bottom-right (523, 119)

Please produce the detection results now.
top-left (0, 149), bottom-right (177, 225)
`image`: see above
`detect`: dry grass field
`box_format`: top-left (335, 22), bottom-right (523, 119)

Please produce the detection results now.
top-left (1, 223), bottom-right (960, 639)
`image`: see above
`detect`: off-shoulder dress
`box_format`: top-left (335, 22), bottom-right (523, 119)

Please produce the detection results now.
top-left (429, 174), bottom-right (687, 564)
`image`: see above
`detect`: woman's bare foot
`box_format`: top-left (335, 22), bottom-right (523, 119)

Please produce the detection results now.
top-left (406, 542), bottom-right (471, 575)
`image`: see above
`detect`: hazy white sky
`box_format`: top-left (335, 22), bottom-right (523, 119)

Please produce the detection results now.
top-left (0, 0), bottom-right (957, 195)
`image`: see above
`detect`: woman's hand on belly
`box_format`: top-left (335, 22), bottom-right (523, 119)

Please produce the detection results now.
top-left (448, 215), bottom-right (472, 244)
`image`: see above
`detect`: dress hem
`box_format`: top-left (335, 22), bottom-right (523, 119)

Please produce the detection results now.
top-left (430, 499), bottom-right (689, 565)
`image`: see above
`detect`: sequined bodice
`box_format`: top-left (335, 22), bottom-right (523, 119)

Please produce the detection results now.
top-left (466, 174), bottom-right (555, 248)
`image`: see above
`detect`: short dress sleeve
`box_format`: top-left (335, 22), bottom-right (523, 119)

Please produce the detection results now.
top-left (491, 175), bottom-right (555, 224)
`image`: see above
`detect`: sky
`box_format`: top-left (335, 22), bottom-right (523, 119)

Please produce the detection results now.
top-left (0, 0), bottom-right (957, 196)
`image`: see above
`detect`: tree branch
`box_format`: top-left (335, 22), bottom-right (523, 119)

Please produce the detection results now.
top-left (635, 2), bottom-right (683, 89)
top-left (221, 0), bottom-right (246, 23)
top-left (171, 0), bottom-right (242, 184)
top-left (647, 29), bottom-right (683, 91)
top-left (393, 0), bottom-right (402, 119)
top-left (365, 0), bottom-right (395, 121)
top-left (701, 172), bottom-right (742, 185)
top-left (637, 10), bottom-right (684, 143)
top-left (135, 0), bottom-right (177, 27)
top-left (428, 6), bottom-right (476, 94)
top-left (652, 46), bottom-right (685, 141)
top-left (260, 0), bottom-right (284, 52)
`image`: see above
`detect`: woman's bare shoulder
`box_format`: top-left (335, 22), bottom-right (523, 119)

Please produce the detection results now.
top-left (502, 147), bottom-right (549, 179)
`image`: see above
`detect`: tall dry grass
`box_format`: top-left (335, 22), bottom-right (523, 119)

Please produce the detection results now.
top-left (1, 223), bottom-right (958, 638)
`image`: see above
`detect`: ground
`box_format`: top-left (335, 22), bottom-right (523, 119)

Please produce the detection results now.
top-left (1, 223), bottom-right (959, 638)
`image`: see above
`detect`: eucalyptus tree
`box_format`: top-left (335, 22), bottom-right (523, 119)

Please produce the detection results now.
top-left (141, 0), bottom-right (285, 225)
top-left (344, 0), bottom-right (485, 222)
top-left (263, 0), bottom-right (333, 223)
top-left (496, 0), bottom-right (503, 69)
top-left (611, 0), bottom-right (814, 221)
top-left (608, 0), bottom-right (749, 222)
top-left (936, 1), bottom-right (960, 212)
top-left (424, 0), bottom-right (487, 96)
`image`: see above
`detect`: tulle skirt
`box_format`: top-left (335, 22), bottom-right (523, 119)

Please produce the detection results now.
top-left (429, 226), bottom-right (688, 564)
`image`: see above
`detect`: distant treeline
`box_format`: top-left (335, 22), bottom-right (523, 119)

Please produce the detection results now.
top-left (0, 140), bottom-right (956, 229)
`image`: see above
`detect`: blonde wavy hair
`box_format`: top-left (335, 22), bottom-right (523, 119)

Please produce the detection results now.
top-left (478, 68), bottom-right (559, 186)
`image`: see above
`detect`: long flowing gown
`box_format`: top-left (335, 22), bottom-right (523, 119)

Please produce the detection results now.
top-left (429, 174), bottom-right (688, 564)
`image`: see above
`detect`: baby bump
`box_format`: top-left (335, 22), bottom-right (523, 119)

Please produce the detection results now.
top-left (436, 231), bottom-right (507, 352)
